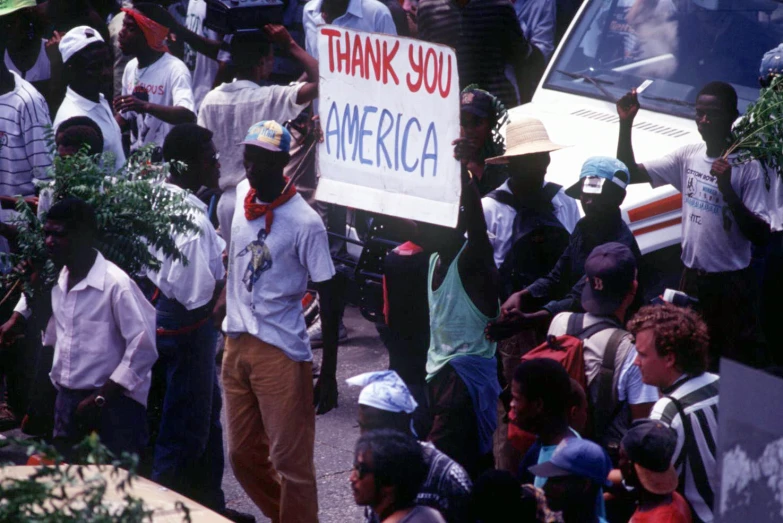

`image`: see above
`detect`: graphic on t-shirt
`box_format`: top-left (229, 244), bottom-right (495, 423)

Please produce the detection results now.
top-left (684, 168), bottom-right (724, 215)
top-left (238, 229), bottom-right (273, 292)
top-left (0, 132), bottom-right (7, 151)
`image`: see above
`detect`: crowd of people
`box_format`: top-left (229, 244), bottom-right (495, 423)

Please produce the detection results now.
top-left (0, 0), bottom-right (782, 523)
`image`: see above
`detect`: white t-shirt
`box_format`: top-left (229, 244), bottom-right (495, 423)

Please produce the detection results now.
top-left (0, 72), bottom-right (52, 198)
top-left (4, 40), bottom-right (51, 83)
top-left (183, 0), bottom-right (220, 112)
top-left (147, 185), bottom-right (226, 310)
top-left (548, 313), bottom-right (659, 406)
top-left (120, 53), bottom-right (195, 151)
top-left (197, 80), bottom-right (307, 190)
top-left (644, 142), bottom-right (770, 272)
top-left (53, 87), bottom-right (126, 171)
top-left (482, 181), bottom-right (580, 268)
top-left (224, 181), bottom-right (335, 362)
top-left (764, 169), bottom-right (783, 232)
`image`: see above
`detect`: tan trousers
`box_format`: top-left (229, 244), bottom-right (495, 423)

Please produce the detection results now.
top-left (222, 334), bottom-right (318, 523)
top-left (493, 329), bottom-right (540, 473)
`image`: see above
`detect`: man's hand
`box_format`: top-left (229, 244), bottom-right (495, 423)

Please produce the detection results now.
top-left (0, 312), bottom-right (24, 347)
top-left (711, 157), bottom-right (733, 192)
top-left (75, 392), bottom-right (101, 420)
top-left (45, 31), bottom-right (63, 59)
top-left (212, 286), bottom-right (227, 330)
top-left (617, 89), bottom-right (640, 123)
top-left (453, 137), bottom-right (481, 166)
top-left (263, 24), bottom-right (295, 51)
top-left (113, 95), bottom-right (148, 115)
top-left (500, 289), bottom-right (537, 317)
top-left (485, 309), bottom-right (551, 342)
top-left (314, 374), bottom-right (338, 414)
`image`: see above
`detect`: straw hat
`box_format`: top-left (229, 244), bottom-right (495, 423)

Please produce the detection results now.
top-left (485, 117), bottom-right (569, 165)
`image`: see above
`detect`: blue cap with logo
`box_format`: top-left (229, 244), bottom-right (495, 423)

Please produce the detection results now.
top-left (581, 242), bottom-right (637, 316)
top-left (760, 44), bottom-right (783, 79)
top-left (241, 120), bottom-right (292, 153)
top-left (565, 156), bottom-right (630, 199)
top-left (528, 438), bottom-right (613, 488)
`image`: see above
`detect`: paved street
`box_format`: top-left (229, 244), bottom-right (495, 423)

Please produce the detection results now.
top-left (1, 305), bottom-right (388, 523)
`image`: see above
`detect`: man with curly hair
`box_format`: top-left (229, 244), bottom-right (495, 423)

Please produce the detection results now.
top-left (627, 303), bottom-right (718, 523)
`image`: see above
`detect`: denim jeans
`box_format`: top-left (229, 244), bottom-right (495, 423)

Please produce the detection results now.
top-left (151, 296), bottom-right (225, 512)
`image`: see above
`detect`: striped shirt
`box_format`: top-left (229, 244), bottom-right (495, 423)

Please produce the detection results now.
top-left (417, 0), bottom-right (532, 108)
top-left (650, 373), bottom-right (719, 523)
top-left (0, 72), bottom-right (52, 197)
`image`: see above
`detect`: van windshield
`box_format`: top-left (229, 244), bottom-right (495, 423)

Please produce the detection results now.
top-left (544, 0), bottom-right (783, 117)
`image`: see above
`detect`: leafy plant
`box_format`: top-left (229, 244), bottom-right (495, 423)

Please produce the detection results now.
top-left (1, 146), bottom-right (199, 301)
top-left (0, 434), bottom-right (192, 522)
top-left (727, 75), bottom-right (783, 174)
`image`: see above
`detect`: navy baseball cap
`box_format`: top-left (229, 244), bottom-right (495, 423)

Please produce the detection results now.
top-left (581, 242), bottom-right (637, 316)
top-left (760, 44), bottom-right (783, 79)
top-left (461, 88), bottom-right (494, 119)
top-left (622, 419), bottom-right (679, 495)
top-left (565, 157), bottom-right (630, 199)
top-left (528, 438), bottom-right (613, 488)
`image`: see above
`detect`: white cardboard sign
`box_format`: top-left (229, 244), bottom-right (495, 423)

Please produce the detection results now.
top-left (315, 26), bottom-right (461, 227)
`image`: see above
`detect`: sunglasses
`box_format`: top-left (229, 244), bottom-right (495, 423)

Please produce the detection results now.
top-left (352, 461), bottom-right (374, 479)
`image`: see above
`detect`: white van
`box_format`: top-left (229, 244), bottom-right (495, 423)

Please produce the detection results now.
top-left (511, 0), bottom-right (781, 276)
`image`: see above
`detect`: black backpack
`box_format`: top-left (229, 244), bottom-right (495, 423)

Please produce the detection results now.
top-left (486, 184), bottom-right (571, 299)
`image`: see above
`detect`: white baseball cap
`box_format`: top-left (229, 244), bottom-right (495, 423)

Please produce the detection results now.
top-left (59, 26), bottom-right (105, 64)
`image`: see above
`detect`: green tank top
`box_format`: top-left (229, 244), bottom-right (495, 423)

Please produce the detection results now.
top-left (426, 243), bottom-right (499, 382)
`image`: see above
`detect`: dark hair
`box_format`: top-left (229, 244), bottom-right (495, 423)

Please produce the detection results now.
top-left (162, 123), bottom-right (213, 177)
top-left (568, 378), bottom-right (586, 409)
top-left (473, 470), bottom-right (537, 523)
top-left (627, 303), bottom-right (710, 375)
top-left (358, 405), bottom-right (411, 435)
top-left (513, 359), bottom-right (571, 416)
top-left (354, 430), bottom-right (426, 508)
top-left (230, 33), bottom-right (273, 71)
top-left (47, 197), bottom-right (98, 235)
top-left (697, 81), bottom-right (739, 116)
top-left (56, 116), bottom-right (104, 155)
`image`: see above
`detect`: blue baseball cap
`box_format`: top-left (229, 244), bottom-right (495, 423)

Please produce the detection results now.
top-left (565, 156), bottom-right (630, 199)
top-left (760, 44), bottom-right (783, 79)
top-left (241, 120), bottom-right (292, 153)
top-left (528, 438), bottom-right (613, 488)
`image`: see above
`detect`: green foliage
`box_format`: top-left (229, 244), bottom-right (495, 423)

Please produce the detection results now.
top-left (0, 434), bottom-right (192, 522)
top-left (1, 146), bottom-right (199, 299)
top-left (729, 75), bottom-right (783, 174)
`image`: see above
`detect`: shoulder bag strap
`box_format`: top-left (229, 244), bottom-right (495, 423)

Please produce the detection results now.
top-left (592, 329), bottom-right (630, 439)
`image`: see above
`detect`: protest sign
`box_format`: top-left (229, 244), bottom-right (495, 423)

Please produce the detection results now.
top-left (716, 359), bottom-right (783, 521)
top-left (315, 26), bottom-right (461, 227)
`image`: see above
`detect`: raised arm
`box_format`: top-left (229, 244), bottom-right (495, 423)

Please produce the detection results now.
top-left (616, 89), bottom-right (652, 185)
top-left (264, 24), bottom-right (319, 105)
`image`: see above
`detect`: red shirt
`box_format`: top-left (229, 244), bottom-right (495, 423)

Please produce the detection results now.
top-left (630, 492), bottom-right (692, 523)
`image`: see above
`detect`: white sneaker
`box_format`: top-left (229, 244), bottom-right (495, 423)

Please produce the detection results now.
top-left (308, 317), bottom-right (348, 348)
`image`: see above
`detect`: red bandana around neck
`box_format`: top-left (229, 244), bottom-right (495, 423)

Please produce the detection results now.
top-left (244, 182), bottom-right (298, 234)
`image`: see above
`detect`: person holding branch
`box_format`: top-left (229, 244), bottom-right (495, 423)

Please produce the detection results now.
top-left (616, 81), bottom-right (770, 369)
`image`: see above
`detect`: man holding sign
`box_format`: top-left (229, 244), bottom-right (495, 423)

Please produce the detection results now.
top-left (420, 144), bottom-right (501, 479)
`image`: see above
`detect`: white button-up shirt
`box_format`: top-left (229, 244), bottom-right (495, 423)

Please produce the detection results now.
top-left (39, 252), bottom-right (157, 406)
top-left (303, 0), bottom-right (397, 61)
top-left (482, 181), bottom-right (581, 269)
top-left (53, 87), bottom-right (126, 171)
top-left (146, 184), bottom-right (226, 311)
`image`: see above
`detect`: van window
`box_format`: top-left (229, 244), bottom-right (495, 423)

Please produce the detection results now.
top-left (544, 0), bottom-right (783, 117)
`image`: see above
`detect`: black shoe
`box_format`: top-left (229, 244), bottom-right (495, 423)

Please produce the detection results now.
top-left (221, 508), bottom-right (255, 523)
